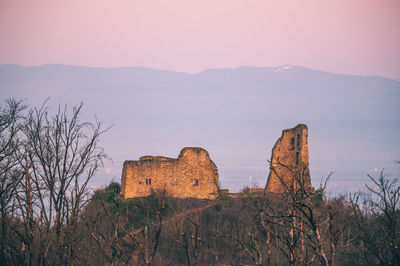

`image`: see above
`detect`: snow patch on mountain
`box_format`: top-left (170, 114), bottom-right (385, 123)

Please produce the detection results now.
top-left (274, 65), bottom-right (293, 72)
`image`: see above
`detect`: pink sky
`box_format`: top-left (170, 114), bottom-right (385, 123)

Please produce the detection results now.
top-left (1, 0), bottom-right (399, 78)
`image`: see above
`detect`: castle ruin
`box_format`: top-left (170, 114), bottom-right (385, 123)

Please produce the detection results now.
top-left (121, 147), bottom-right (219, 199)
top-left (265, 124), bottom-right (312, 193)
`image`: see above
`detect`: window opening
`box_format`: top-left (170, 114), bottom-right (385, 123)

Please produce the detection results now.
top-left (193, 179), bottom-right (199, 186)
top-left (297, 134), bottom-right (300, 149)
top-left (290, 137), bottom-right (295, 149)
top-left (146, 178), bottom-right (152, 185)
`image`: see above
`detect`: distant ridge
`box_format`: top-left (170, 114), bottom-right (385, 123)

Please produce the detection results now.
top-left (1, 63), bottom-right (399, 194)
top-left (1, 63), bottom-right (399, 82)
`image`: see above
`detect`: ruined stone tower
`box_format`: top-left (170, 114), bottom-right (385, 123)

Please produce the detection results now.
top-left (121, 147), bottom-right (219, 199)
top-left (265, 124), bottom-right (312, 193)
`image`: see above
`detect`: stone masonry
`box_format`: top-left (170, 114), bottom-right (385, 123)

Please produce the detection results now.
top-left (265, 124), bottom-right (312, 193)
top-left (121, 147), bottom-right (219, 199)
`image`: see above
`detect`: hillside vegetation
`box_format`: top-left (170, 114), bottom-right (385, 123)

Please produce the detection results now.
top-left (74, 175), bottom-right (399, 265)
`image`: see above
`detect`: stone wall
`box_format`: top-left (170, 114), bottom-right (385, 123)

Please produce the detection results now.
top-left (265, 124), bottom-right (312, 193)
top-left (121, 147), bottom-right (219, 199)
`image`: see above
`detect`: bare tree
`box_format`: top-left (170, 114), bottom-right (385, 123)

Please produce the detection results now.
top-left (10, 101), bottom-right (109, 264)
top-left (139, 189), bottom-right (166, 265)
top-left (256, 159), bottom-right (334, 265)
top-left (80, 183), bottom-right (139, 265)
top-left (350, 169), bottom-right (400, 265)
top-left (0, 99), bottom-right (26, 264)
top-left (172, 212), bottom-right (220, 266)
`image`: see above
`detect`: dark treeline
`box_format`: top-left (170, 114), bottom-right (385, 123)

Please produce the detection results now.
top-left (0, 99), bottom-right (399, 265)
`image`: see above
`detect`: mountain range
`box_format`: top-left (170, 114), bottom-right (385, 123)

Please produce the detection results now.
top-left (1, 64), bottom-right (399, 193)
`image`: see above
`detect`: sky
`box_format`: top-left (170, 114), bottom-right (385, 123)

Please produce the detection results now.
top-left (1, 0), bottom-right (400, 79)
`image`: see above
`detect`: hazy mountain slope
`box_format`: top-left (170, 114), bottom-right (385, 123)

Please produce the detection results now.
top-left (1, 64), bottom-right (399, 192)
